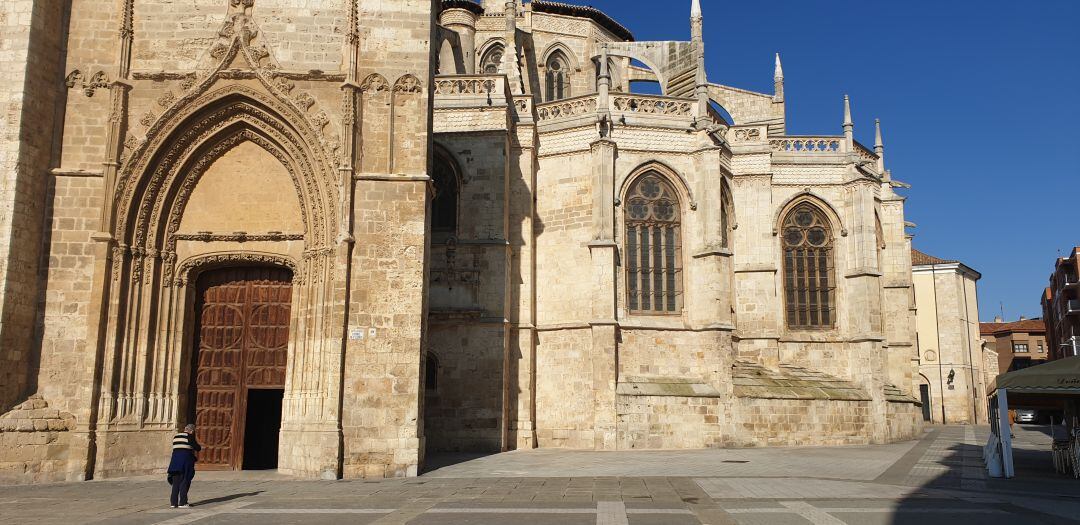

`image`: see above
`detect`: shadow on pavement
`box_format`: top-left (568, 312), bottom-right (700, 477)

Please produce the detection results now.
top-left (890, 426), bottom-right (1079, 525)
top-left (195, 490), bottom-right (263, 506)
top-left (421, 452), bottom-right (497, 474)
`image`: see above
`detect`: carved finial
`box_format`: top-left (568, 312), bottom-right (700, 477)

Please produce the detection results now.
top-left (842, 95), bottom-right (854, 151)
top-left (597, 44), bottom-right (612, 134)
top-left (773, 53), bottom-right (784, 102)
top-left (690, 0), bottom-right (703, 43)
top-left (874, 118), bottom-right (886, 175)
top-left (499, 0), bottom-right (524, 94)
top-left (874, 118), bottom-right (883, 149)
top-left (598, 44), bottom-right (611, 84)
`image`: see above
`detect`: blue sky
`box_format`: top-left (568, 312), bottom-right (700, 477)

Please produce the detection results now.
top-left (573, 0), bottom-right (1079, 321)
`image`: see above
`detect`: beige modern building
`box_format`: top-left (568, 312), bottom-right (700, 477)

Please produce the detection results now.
top-left (0, 0), bottom-right (923, 484)
top-left (911, 249), bottom-right (988, 424)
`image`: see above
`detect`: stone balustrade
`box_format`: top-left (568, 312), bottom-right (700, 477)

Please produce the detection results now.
top-left (770, 136), bottom-right (844, 154)
top-left (611, 94), bottom-right (695, 117)
top-left (432, 75), bottom-right (507, 110)
top-left (535, 95), bottom-right (597, 122)
top-left (433, 75), bottom-right (502, 96)
top-left (729, 125), bottom-right (767, 144)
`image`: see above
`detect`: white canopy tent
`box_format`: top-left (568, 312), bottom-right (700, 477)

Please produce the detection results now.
top-left (987, 356), bottom-right (1080, 478)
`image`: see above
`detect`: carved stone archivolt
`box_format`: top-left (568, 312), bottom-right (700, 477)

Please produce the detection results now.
top-left (95, 0), bottom-right (347, 429)
top-left (174, 251), bottom-right (301, 288)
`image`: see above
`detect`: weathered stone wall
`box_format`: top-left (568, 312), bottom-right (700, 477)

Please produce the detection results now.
top-left (343, 178), bottom-right (428, 478)
top-left (534, 328), bottom-right (596, 448)
top-left (424, 323), bottom-right (505, 452)
top-left (733, 398), bottom-right (873, 447)
top-left (0, 395), bottom-right (84, 484)
top-left (35, 175), bottom-right (102, 420)
top-left (0, 0), bottom-right (67, 413)
top-left (616, 395), bottom-right (725, 449)
top-left (131, 0), bottom-right (347, 72)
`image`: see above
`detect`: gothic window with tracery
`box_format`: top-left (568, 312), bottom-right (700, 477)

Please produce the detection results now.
top-left (781, 203), bottom-right (836, 329)
top-left (432, 148), bottom-right (459, 234)
top-left (545, 51), bottom-right (571, 101)
top-left (481, 44), bottom-right (504, 75)
top-left (624, 172), bottom-right (682, 313)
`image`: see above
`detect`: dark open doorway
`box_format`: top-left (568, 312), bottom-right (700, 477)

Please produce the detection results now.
top-left (242, 388), bottom-right (283, 470)
top-left (920, 384), bottom-right (932, 422)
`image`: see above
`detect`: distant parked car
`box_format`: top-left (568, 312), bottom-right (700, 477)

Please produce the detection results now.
top-left (1015, 409), bottom-right (1040, 424)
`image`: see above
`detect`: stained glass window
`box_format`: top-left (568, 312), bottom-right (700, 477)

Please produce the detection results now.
top-left (545, 51), bottom-right (571, 101)
top-left (782, 203), bottom-right (836, 329)
top-left (481, 45), bottom-right (504, 75)
top-left (625, 172), bottom-right (682, 313)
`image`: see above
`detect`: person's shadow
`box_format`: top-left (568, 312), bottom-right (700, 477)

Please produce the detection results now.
top-left (194, 491), bottom-right (263, 507)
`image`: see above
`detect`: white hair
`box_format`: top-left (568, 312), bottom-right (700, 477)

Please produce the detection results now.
top-left (184, 423), bottom-right (196, 433)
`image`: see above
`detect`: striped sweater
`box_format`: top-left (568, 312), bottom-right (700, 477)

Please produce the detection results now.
top-left (171, 432), bottom-right (202, 452)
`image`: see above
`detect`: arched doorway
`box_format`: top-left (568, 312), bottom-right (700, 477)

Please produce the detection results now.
top-left (189, 266), bottom-right (292, 470)
top-left (918, 374), bottom-right (933, 422)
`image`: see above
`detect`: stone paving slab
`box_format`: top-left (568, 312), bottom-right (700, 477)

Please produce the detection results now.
top-left (422, 442), bottom-right (917, 480)
top-left (1, 426), bottom-right (1078, 525)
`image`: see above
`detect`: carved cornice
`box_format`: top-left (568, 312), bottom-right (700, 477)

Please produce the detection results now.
top-left (174, 231), bottom-right (305, 242)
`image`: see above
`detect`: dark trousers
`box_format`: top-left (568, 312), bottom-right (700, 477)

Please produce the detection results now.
top-left (170, 469), bottom-right (195, 506)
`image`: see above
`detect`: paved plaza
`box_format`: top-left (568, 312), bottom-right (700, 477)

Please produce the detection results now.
top-left (1, 425), bottom-right (1077, 525)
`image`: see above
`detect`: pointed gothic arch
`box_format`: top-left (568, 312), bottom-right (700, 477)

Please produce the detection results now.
top-left (116, 86), bottom-right (338, 254)
top-left (479, 41), bottom-right (506, 75)
top-left (619, 161), bottom-right (697, 212)
top-left (431, 143), bottom-right (462, 236)
top-left (621, 168), bottom-right (686, 314)
top-left (772, 191), bottom-right (847, 239)
top-left (97, 79), bottom-right (345, 470)
top-left (779, 201), bottom-right (838, 329)
top-left (544, 49), bottom-right (573, 101)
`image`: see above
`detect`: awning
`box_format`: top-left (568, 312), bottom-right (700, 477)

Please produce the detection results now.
top-left (985, 356), bottom-right (1080, 479)
top-left (991, 356), bottom-right (1080, 396)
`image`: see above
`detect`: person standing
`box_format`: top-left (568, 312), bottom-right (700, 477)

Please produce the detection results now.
top-left (168, 423), bottom-right (201, 508)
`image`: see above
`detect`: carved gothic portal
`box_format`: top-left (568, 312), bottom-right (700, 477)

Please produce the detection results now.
top-left (190, 266), bottom-right (292, 470)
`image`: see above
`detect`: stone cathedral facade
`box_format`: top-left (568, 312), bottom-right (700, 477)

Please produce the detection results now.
top-left (0, 0), bottom-right (921, 483)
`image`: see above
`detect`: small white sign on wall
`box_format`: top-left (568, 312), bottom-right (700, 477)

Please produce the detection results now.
top-left (349, 328), bottom-right (365, 341)
top-left (368, 327), bottom-right (377, 338)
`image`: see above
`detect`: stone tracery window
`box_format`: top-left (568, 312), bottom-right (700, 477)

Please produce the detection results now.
top-left (545, 51), bottom-right (571, 101)
top-left (624, 172), bottom-right (682, 314)
top-left (480, 44), bottom-right (504, 75)
top-left (781, 203), bottom-right (836, 329)
top-left (432, 148), bottom-right (459, 234)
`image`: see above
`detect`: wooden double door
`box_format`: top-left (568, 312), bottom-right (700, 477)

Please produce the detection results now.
top-left (191, 267), bottom-right (292, 470)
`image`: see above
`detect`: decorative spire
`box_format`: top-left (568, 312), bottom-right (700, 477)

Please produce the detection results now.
top-left (597, 44), bottom-right (612, 137)
top-left (690, 0), bottom-right (703, 43)
top-left (842, 95), bottom-right (854, 151)
top-left (874, 118), bottom-right (886, 175)
top-left (597, 45), bottom-right (611, 103)
top-left (499, 1), bottom-right (523, 94)
top-left (773, 53), bottom-right (784, 102)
